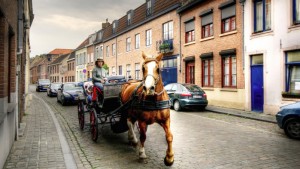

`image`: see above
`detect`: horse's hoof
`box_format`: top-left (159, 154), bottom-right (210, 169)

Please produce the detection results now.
top-left (164, 157), bottom-right (174, 166)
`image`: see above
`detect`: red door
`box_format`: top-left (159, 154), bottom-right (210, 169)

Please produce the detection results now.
top-left (186, 62), bottom-right (195, 84)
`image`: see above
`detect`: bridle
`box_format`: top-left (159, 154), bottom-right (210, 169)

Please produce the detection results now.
top-left (142, 59), bottom-right (164, 96)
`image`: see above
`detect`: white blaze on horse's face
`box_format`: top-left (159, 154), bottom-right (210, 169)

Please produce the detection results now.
top-left (143, 61), bottom-right (156, 95)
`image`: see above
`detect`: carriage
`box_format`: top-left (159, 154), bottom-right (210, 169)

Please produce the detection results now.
top-left (76, 53), bottom-right (175, 166)
top-left (77, 76), bottom-right (130, 141)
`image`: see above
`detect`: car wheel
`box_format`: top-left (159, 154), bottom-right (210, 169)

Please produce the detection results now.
top-left (173, 100), bottom-right (181, 112)
top-left (284, 118), bottom-right (300, 140)
top-left (47, 91), bottom-right (50, 96)
top-left (61, 96), bottom-right (66, 106)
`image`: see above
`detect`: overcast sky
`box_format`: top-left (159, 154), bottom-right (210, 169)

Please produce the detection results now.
top-left (30, 0), bottom-right (143, 57)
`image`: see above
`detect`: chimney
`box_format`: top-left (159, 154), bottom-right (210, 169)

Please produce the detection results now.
top-left (102, 18), bottom-right (110, 29)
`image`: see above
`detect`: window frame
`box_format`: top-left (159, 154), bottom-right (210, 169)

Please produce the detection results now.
top-left (163, 21), bottom-right (174, 40)
top-left (146, 29), bottom-right (152, 46)
top-left (221, 16), bottom-right (236, 33)
top-left (106, 46), bottom-right (110, 57)
top-left (222, 55), bottom-right (237, 88)
top-left (253, 0), bottom-right (272, 33)
top-left (185, 30), bottom-right (195, 43)
top-left (293, 0), bottom-right (300, 25)
top-left (285, 50), bottom-right (300, 93)
top-left (135, 34), bottom-right (140, 49)
top-left (126, 64), bottom-right (131, 78)
top-left (119, 65), bottom-right (122, 75)
top-left (126, 37), bottom-right (131, 52)
top-left (202, 23), bottom-right (214, 38)
top-left (112, 43), bottom-right (116, 56)
top-left (135, 63), bottom-right (140, 80)
top-left (202, 59), bottom-right (214, 87)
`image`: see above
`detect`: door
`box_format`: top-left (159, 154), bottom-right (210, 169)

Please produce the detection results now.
top-left (186, 62), bottom-right (195, 84)
top-left (161, 67), bottom-right (177, 86)
top-left (251, 65), bottom-right (264, 112)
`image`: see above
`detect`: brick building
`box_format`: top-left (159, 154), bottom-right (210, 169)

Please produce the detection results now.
top-left (96, 0), bottom-right (182, 84)
top-left (177, 0), bottom-right (245, 110)
top-left (48, 53), bottom-right (69, 83)
top-left (29, 55), bottom-right (47, 83)
top-left (65, 51), bottom-right (76, 82)
top-left (86, 33), bottom-right (96, 80)
top-left (0, 0), bottom-right (34, 168)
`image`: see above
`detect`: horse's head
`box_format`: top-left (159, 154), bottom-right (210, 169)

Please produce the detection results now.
top-left (142, 52), bottom-right (163, 96)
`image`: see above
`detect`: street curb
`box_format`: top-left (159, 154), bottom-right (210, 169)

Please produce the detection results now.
top-left (206, 108), bottom-right (277, 124)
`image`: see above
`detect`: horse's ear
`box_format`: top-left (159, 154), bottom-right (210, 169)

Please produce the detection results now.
top-left (156, 53), bottom-right (163, 61)
top-left (142, 51), bottom-right (147, 60)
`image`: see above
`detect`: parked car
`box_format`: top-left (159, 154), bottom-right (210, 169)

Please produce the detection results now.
top-left (106, 75), bottom-right (127, 83)
top-left (47, 83), bottom-right (62, 97)
top-left (36, 79), bottom-right (50, 92)
top-left (276, 102), bottom-right (300, 139)
top-left (164, 83), bottom-right (208, 111)
top-left (57, 82), bottom-right (83, 106)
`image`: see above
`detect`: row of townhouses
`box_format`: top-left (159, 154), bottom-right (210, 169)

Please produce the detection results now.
top-left (31, 0), bottom-right (300, 116)
top-left (0, 0), bottom-right (34, 168)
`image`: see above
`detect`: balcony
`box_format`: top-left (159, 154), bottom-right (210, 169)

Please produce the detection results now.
top-left (157, 39), bottom-right (174, 54)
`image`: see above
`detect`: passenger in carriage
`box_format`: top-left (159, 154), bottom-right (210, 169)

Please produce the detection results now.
top-left (92, 58), bottom-right (108, 102)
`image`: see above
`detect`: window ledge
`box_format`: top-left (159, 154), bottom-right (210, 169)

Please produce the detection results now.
top-left (220, 88), bottom-right (237, 92)
top-left (288, 24), bottom-right (300, 32)
top-left (202, 87), bottom-right (214, 91)
top-left (200, 36), bottom-right (214, 42)
top-left (219, 30), bottom-right (237, 37)
top-left (251, 30), bottom-right (274, 39)
top-left (184, 41), bottom-right (196, 47)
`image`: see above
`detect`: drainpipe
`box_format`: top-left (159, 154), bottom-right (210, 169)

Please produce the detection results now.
top-left (240, 0), bottom-right (246, 71)
top-left (179, 13), bottom-right (182, 79)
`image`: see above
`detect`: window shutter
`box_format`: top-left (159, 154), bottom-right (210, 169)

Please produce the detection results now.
top-left (185, 21), bottom-right (195, 32)
top-left (221, 5), bottom-right (236, 19)
top-left (201, 13), bottom-right (213, 26)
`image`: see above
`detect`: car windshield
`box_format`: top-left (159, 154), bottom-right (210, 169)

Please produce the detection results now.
top-left (51, 84), bottom-right (61, 89)
top-left (183, 84), bottom-right (203, 92)
top-left (64, 83), bottom-right (82, 91)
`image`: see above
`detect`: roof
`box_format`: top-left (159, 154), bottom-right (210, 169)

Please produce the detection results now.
top-left (48, 48), bottom-right (73, 55)
top-left (30, 56), bottom-right (46, 68)
top-left (75, 38), bottom-right (89, 50)
top-left (177, 0), bottom-right (206, 13)
top-left (49, 53), bottom-right (69, 65)
top-left (68, 51), bottom-right (75, 60)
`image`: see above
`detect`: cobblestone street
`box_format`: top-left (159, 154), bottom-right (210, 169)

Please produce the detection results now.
top-left (5, 85), bottom-right (300, 169)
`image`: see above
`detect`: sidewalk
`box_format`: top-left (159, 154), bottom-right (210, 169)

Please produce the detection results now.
top-left (206, 105), bottom-right (277, 123)
top-left (4, 94), bottom-right (76, 169)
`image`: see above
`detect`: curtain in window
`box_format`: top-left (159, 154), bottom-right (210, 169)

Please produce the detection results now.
top-left (265, 0), bottom-right (271, 30)
top-left (224, 57), bottom-right (230, 86)
top-left (256, 1), bottom-right (263, 31)
top-left (290, 66), bottom-right (300, 93)
top-left (204, 60), bottom-right (208, 86)
top-left (210, 60), bottom-right (214, 85)
top-left (232, 57), bottom-right (237, 86)
top-left (296, 0), bottom-right (300, 22)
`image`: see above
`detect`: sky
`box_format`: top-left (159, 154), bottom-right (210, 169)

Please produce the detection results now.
top-left (30, 0), bottom-right (143, 57)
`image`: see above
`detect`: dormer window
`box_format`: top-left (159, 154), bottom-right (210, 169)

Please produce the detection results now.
top-left (146, 0), bottom-right (152, 16)
top-left (127, 13), bottom-right (131, 26)
top-left (113, 22), bottom-right (116, 33)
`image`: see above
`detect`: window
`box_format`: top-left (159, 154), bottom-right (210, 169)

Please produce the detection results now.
top-left (135, 63), bottom-right (140, 80)
top-left (113, 22), bottom-right (116, 33)
top-left (126, 64), bottom-right (131, 78)
top-left (293, 0), bottom-right (300, 25)
top-left (185, 20), bottom-right (195, 43)
top-left (99, 46), bottom-right (103, 58)
top-left (91, 53), bottom-right (94, 62)
top-left (146, 0), bottom-right (152, 16)
top-left (135, 34), bottom-right (140, 49)
top-left (126, 37), bottom-right (131, 52)
top-left (201, 11), bottom-right (213, 38)
top-left (106, 46), bottom-right (109, 57)
top-left (221, 5), bottom-right (236, 33)
top-left (119, 65), bottom-right (122, 75)
top-left (127, 12), bottom-right (131, 26)
top-left (163, 21), bottom-right (173, 40)
top-left (254, 0), bottom-right (271, 32)
top-left (162, 58), bottom-right (177, 68)
top-left (112, 66), bottom-right (116, 75)
top-left (222, 56), bottom-right (237, 87)
top-left (285, 50), bottom-right (300, 94)
top-left (202, 59), bottom-right (214, 87)
top-left (112, 43), bottom-right (116, 56)
top-left (146, 29), bottom-right (152, 46)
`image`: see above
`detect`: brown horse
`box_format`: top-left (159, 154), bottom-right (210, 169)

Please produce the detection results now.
top-left (120, 52), bottom-right (174, 166)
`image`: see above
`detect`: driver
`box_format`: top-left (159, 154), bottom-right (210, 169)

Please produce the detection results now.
top-left (92, 58), bottom-right (108, 91)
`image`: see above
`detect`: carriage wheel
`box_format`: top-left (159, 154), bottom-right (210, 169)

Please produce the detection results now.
top-left (78, 101), bottom-right (85, 130)
top-left (90, 108), bottom-right (98, 142)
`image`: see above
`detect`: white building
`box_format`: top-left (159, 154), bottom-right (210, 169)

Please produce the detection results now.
top-left (244, 0), bottom-right (300, 114)
top-left (75, 39), bottom-right (88, 82)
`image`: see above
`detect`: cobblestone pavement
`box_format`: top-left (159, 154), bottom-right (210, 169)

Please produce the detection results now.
top-left (10, 85), bottom-right (300, 169)
top-left (4, 95), bottom-right (67, 169)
